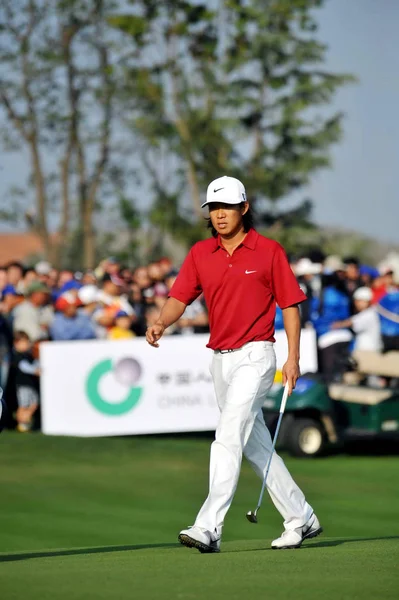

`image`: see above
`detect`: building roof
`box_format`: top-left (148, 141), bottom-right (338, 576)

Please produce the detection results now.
top-left (0, 232), bottom-right (46, 265)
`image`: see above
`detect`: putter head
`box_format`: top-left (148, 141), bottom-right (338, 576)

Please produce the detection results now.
top-left (246, 511), bottom-right (258, 524)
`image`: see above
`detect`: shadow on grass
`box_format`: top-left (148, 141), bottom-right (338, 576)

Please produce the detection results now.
top-left (302, 535), bottom-right (399, 549)
top-left (0, 543), bottom-right (180, 563)
top-left (2, 536), bottom-right (399, 562)
top-left (222, 535), bottom-right (399, 554)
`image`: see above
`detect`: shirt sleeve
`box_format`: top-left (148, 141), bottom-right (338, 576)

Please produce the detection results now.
top-left (351, 309), bottom-right (373, 333)
top-left (77, 316), bottom-right (96, 340)
top-left (270, 243), bottom-right (307, 309)
top-left (169, 248), bottom-right (202, 306)
top-left (19, 359), bottom-right (40, 374)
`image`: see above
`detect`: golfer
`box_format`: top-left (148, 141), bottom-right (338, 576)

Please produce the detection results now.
top-left (146, 176), bottom-right (322, 552)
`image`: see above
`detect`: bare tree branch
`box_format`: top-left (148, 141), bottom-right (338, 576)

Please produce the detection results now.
top-left (168, 35), bottom-right (202, 218)
top-left (87, 44), bottom-right (112, 205)
top-left (18, 1), bottom-right (49, 250)
top-left (0, 91), bottom-right (29, 140)
top-left (58, 18), bottom-right (83, 248)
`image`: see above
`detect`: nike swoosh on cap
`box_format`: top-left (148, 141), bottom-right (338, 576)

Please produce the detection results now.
top-left (245, 270), bottom-right (257, 274)
top-left (214, 187), bottom-right (224, 193)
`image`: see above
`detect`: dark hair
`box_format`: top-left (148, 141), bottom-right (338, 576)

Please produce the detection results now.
top-left (14, 330), bottom-right (31, 343)
top-left (206, 205), bottom-right (255, 237)
top-left (307, 249), bottom-right (326, 264)
top-left (321, 272), bottom-right (349, 295)
top-left (343, 256), bottom-right (360, 267)
top-left (6, 261), bottom-right (24, 272)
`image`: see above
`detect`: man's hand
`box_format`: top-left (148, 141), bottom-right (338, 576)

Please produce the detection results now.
top-left (145, 298), bottom-right (187, 346)
top-left (330, 318), bottom-right (352, 330)
top-left (282, 358), bottom-right (300, 395)
top-left (146, 322), bottom-right (165, 348)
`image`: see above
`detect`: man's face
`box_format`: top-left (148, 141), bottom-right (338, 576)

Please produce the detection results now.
top-left (64, 304), bottom-right (78, 318)
top-left (115, 315), bottom-right (131, 329)
top-left (383, 272), bottom-right (394, 288)
top-left (345, 264), bottom-right (359, 281)
top-left (82, 271), bottom-right (97, 285)
top-left (134, 267), bottom-right (151, 290)
top-left (103, 281), bottom-right (120, 297)
top-left (129, 283), bottom-right (142, 302)
top-left (58, 271), bottom-right (74, 287)
top-left (7, 265), bottom-right (23, 285)
top-left (120, 268), bottom-right (132, 284)
top-left (47, 269), bottom-right (59, 287)
top-left (148, 263), bottom-right (163, 282)
top-left (209, 202), bottom-right (249, 237)
top-left (354, 299), bottom-right (369, 312)
top-left (30, 291), bottom-right (49, 306)
top-left (15, 338), bottom-right (31, 353)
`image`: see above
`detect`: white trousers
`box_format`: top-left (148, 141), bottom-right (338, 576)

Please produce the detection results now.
top-left (194, 341), bottom-right (313, 534)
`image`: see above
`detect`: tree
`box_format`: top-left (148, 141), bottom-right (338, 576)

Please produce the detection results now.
top-left (223, 0), bottom-right (354, 218)
top-left (111, 0), bottom-right (354, 243)
top-left (110, 1), bottom-right (231, 222)
top-left (0, 0), bottom-right (127, 267)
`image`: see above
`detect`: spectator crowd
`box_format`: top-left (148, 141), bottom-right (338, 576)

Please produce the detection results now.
top-left (0, 250), bottom-right (398, 432)
top-left (285, 253), bottom-right (399, 384)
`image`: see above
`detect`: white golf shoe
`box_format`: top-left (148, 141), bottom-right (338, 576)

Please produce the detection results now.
top-left (178, 526), bottom-right (221, 554)
top-left (271, 514), bottom-right (323, 549)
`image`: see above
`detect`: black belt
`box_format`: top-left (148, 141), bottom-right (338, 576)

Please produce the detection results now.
top-left (214, 347), bottom-right (242, 354)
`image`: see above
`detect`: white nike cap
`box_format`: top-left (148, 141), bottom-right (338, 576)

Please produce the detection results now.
top-left (201, 176), bottom-right (247, 209)
top-left (353, 286), bottom-right (373, 302)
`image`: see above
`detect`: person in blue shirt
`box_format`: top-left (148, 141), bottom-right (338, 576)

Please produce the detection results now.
top-left (376, 289), bottom-right (399, 352)
top-left (50, 293), bottom-right (96, 341)
top-left (312, 271), bottom-right (352, 382)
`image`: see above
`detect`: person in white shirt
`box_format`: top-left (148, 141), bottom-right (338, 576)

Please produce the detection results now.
top-left (331, 286), bottom-right (382, 352)
top-left (12, 282), bottom-right (54, 342)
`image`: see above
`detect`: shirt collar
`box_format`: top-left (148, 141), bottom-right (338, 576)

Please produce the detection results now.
top-left (212, 236), bottom-right (222, 253)
top-left (241, 228), bottom-right (258, 250)
top-left (212, 228), bottom-right (258, 252)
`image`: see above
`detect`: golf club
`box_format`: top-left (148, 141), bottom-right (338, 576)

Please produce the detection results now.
top-left (246, 382), bottom-right (290, 523)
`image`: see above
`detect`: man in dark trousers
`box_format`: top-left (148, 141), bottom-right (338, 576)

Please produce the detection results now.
top-left (146, 176), bottom-right (322, 552)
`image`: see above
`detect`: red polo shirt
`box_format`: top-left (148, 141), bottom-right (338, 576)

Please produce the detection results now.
top-left (170, 228), bottom-right (306, 350)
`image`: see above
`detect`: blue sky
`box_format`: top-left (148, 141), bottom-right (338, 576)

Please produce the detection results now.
top-left (0, 0), bottom-right (398, 243)
top-left (301, 0), bottom-right (399, 243)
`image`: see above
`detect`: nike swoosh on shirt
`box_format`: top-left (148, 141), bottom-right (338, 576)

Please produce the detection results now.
top-left (245, 270), bottom-right (257, 274)
top-left (214, 187), bottom-right (224, 192)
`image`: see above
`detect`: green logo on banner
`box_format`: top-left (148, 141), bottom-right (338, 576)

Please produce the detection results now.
top-left (86, 358), bottom-right (143, 416)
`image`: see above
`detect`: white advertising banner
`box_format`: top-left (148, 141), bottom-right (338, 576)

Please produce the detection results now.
top-left (41, 329), bottom-right (317, 437)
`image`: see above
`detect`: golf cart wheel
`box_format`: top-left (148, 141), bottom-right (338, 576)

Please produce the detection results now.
top-left (287, 418), bottom-right (325, 458)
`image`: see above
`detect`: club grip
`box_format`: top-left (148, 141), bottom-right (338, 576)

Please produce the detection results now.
top-left (279, 383), bottom-right (289, 413)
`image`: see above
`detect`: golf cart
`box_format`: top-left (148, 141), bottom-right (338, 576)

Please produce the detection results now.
top-left (263, 350), bottom-right (399, 457)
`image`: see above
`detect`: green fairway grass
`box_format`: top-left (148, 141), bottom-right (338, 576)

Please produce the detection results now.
top-left (1, 433), bottom-right (398, 599)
